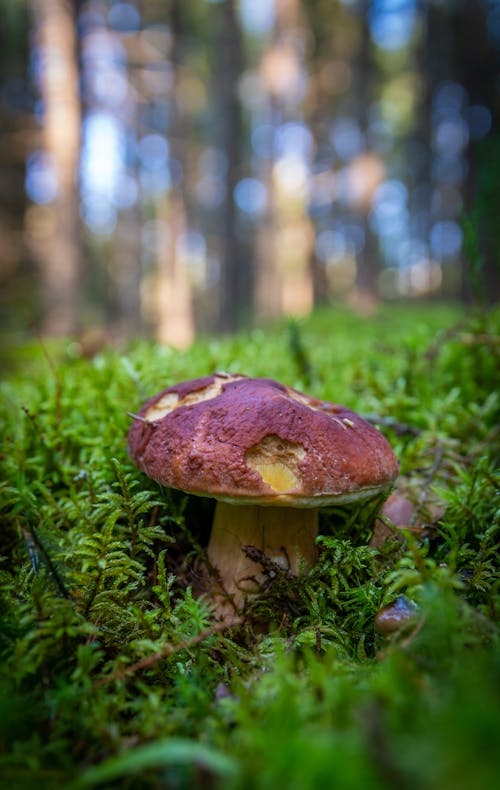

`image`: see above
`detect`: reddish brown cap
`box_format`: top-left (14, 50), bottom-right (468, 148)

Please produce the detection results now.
top-left (127, 374), bottom-right (398, 507)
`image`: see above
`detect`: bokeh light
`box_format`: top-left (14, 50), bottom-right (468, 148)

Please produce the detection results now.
top-left (430, 220), bottom-right (463, 260)
top-left (370, 1), bottom-right (417, 51)
top-left (25, 151), bottom-right (58, 204)
top-left (239, 0), bottom-right (275, 36)
top-left (234, 178), bottom-right (267, 216)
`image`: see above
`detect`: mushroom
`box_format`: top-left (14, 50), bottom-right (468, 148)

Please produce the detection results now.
top-left (127, 374), bottom-right (398, 617)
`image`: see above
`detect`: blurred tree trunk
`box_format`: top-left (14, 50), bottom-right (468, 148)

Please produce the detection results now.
top-left (353, 1), bottom-right (381, 308)
top-left (0, 2), bottom-right (33, 327)
top-left (31, 0), bottom-right (82, 335)
top-left (255, 104), bottom-right (281, 321)
top-left (155, 0), bottom-right (195, 348)
top-left (255, 3), bottom-right (291, 323)
top-left (302, 0), bottom-right (344, 307)
top-left (110, 205), bottom-right (143, 338)
top-left (450, 1), bottom-right (500, 303)
top-left (213, 0), bottom-right (247, 332)
top-left (423, 1), bottom-right (500, 303)
top-left (255, 0), bottom-right (314, 322)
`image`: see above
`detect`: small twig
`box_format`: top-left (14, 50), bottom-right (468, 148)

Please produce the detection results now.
top-left (21, 406), bottom-right (51, 450)
top-left (425, 322), bottom-right (499, 357)
top-left (376, 617), bottom-right (426, 663)
top-left (148, 505), bottom-right (159, 530)
top-left (424, 319), bottom-right (468, 361)
top-left (363, 414), bottom-right (420, 437)
top-left (20, 525), bottom-right (40, 574)
top-left (277, 612), bottom-right (287, 632)
top-left (411, 440), bottom-right (443, 524)
top-left (459, 332), bottom-right (500, 347)
top-left (242, 545), bottom-right (292, 576)
top-left (127, 411), bottom-right (157, 426)
top-left (315, 627), bottom-right (322, 654)
top-left (94, 619), bottom-right (244, 688)
top-left (19, 520), bottom-right (71, 599)
top-left (398, 616), bottom-right (426, 649)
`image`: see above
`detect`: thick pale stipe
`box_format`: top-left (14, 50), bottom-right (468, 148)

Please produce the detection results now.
top-left (207, 501), bottom-right (318, 614)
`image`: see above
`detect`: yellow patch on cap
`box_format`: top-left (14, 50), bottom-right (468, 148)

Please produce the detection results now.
top-left (245, 435), bottom-right (306, 493)
top-left (144, 374), bottom-right (243, 422)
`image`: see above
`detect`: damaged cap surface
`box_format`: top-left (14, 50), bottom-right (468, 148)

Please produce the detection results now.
top-left (127, 374), bottom-right (399, 507)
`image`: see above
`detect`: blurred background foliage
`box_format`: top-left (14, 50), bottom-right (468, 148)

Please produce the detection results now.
top-left (0, 0), bottom-right (499, 347)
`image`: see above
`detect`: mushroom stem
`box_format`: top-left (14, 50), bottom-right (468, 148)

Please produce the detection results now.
top-left (207, 501), bottom-right (318, 614)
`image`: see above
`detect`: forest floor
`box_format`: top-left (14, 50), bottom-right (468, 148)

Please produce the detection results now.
top-left (0, 301), bottom-right (499, 789)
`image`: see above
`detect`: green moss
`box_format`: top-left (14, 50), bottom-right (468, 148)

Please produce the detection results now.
top-left (0, 303), bottom-right (499, 788)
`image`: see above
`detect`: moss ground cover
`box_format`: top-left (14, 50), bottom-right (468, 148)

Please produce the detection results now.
top-left (0, 302), bottom-right (498, 789)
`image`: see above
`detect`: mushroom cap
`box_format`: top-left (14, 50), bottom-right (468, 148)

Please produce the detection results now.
top-left (127, 374), bottom-right (399, 507)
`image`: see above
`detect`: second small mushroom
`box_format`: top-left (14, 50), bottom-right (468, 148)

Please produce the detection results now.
top-left (128, 374), bottom-right (398, 616)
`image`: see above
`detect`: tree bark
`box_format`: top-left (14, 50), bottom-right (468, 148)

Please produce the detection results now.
top-left (213, 0), bottom-right (246, 332)
top-left (31, 0), bottom-right (83, 335)
top-left (0, 3), bottom-right (33, 327)
top-left (451, 1), bottom-right (500, 303)
top-left (255, 0), bottom-right (314, 322)
top-left (354, 2), bottom-right (380, 305)
top-left (155, 0), bottom-right (195, 348)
